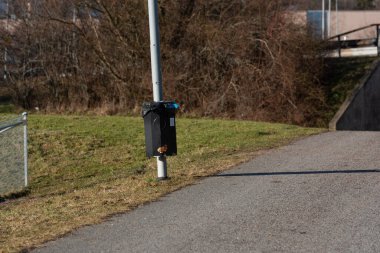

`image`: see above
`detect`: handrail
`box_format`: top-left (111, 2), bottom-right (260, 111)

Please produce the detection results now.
top-left (0, 121), bottom-right (23, 133)
top-left (328, 23), bottom-right (380, 40)
top-left (0, 116), bottom-right (24, 134)
top-left (326, 24), bottom-right (380, 57)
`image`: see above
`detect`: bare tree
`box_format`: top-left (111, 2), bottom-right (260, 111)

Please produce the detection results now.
top-left (1, 0), bottom-right (327, 125)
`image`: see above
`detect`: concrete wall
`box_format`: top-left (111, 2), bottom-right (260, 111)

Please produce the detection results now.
top-left (292, 11), bottom-right (380, 39)
top-left (330, 60), bottom-right (380, 131)
top-left (329, 11), bottom-right (380, 39)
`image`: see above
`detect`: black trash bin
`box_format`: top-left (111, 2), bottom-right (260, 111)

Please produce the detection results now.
top-left (142, 101), bottom-right (179, 158)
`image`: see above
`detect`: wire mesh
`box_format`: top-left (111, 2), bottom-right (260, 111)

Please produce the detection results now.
top-left (0, 114), bottom-right (26, 196)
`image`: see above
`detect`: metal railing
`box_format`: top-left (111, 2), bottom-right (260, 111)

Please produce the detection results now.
top-left (0, 112), bottom-right (28, 196)
top-left (327, 24), bottom-right (380, 58)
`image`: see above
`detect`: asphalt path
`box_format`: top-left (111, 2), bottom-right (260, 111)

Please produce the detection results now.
top-left (34, 131), bottom-right (380, 253)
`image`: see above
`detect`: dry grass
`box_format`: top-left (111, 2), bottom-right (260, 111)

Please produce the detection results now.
top-left (0, 114), bottom-right (322, 252)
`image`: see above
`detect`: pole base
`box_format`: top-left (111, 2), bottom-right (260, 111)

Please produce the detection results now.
top-left (157, 177), bottom-right (169, 181)
top-left (157, 156), bottom-right (167, 179)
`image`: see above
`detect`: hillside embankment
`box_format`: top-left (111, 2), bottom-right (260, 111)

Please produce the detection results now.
top-left (330, 59), bottom-right (380, 130)
top-left (0, 1), bottom-right (377, 127)
top-left (0, 0), bottom-right (326, 126)
top-left (321, 57), bottom-right (377, 127)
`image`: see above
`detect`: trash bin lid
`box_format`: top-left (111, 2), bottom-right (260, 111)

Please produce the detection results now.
top-left (141, 101), bottom-right (179, 117)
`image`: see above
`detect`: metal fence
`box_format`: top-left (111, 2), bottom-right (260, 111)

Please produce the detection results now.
top-left (0, 113), bottom-right (28, 196)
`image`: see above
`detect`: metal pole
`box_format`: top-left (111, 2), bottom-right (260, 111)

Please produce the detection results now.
top-left (4, 0), bottom-right (9, 81)
top-left (148, 0), bottom-right (163, 102)
top-left (338, 36), bottom-right (342, 57)
top-left (22, 112), bottom-right (28, 187)
top-left (148, 0), bottom-right (167, 179)
top-left (336, 0), bottom-right (339, 36)
top-left (328, 0), bottom-right (331, 38)
top-left (322, 0), bottom-right (325, 39)
top-left (377, 25), bottom-right (380, 56)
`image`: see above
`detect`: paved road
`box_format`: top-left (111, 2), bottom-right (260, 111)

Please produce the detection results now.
top-left (34, 132), bottom-right (380, 253)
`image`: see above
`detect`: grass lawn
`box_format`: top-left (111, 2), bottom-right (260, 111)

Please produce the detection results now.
top-left (0, 114), bottom-right (322, 252)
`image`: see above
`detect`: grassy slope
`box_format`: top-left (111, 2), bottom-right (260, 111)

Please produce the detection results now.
top-left (322, 57), bottom-right (377, 122)
top-left (0, 115), bottom-right (322, 252)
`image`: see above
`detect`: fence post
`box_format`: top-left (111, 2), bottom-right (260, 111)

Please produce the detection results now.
top-left (22, 112), bottom-right (28, 187)
top-left (338, 35), bottom-right (341, 58)
top-left (377, 25), bottom-right (380, 56)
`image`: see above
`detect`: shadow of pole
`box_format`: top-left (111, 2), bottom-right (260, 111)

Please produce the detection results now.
top-left (214, 169), bottom-right (380, 177)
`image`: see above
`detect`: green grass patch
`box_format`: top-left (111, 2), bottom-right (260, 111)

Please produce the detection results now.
top-left (0, 104), bottom-right (16, 114)
top-left (0, 114), bottom-right (322, 252)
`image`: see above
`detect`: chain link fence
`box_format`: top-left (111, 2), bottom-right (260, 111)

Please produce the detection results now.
top-left (0, 113), bottom-right (28, 197)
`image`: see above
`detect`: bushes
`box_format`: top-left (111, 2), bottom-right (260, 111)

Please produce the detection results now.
top-left (0, 0), bottom-right (327, 126)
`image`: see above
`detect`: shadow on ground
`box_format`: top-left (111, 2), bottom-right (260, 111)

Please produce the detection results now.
top-left (214, 169), bottom-right (380, 177)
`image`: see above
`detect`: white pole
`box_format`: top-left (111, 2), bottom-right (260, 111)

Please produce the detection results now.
top-left (148, 0), bottom-right (163, 102)
top-left (322, 0), bottom-right (325, 39)
top-left (328, 0), bottom-right (331, 38)
top-left (22, 112), bottom-right (28, 187)
top-left (148, 0), bottom-right (167, 179)
top-left (336, 0), bottom-right (339, 37)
